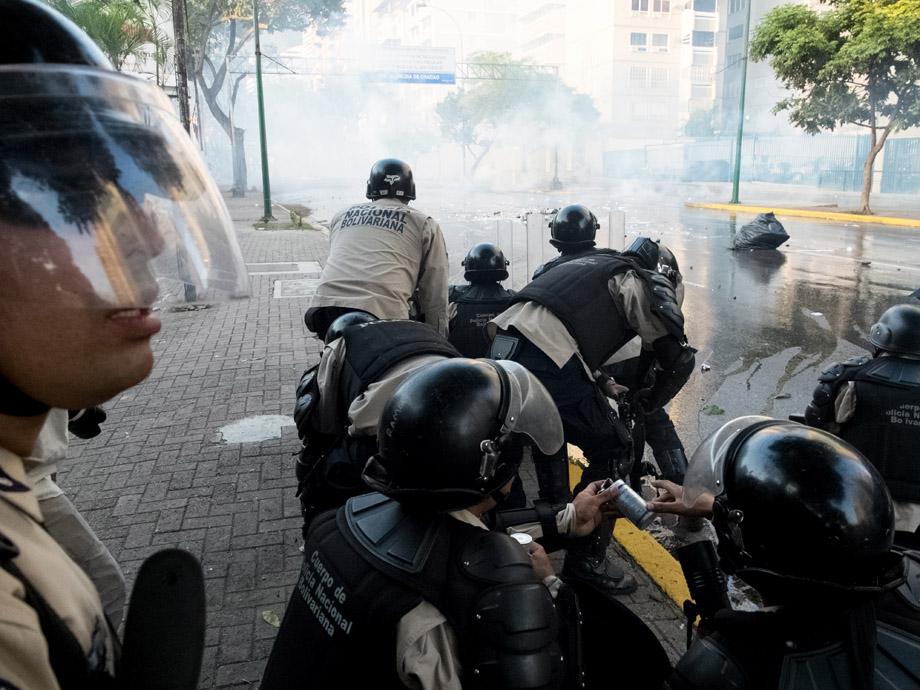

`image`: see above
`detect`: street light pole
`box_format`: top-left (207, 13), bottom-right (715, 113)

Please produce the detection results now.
top-left (252, 0), bottom-right (274, 221)
top-left (730, 0), bottom-right (753, 204)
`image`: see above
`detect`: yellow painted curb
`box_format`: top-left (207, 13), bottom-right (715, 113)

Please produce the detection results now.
top-left (567, 445), bottom-right (690, 608)
top-left (686, 201), bottom-right (920, 228)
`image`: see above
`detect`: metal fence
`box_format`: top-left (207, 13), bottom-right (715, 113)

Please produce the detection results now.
top-left (603, 134), bottom-right (920, 194)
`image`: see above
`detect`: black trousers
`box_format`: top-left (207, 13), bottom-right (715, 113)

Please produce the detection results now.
top-left (507, 331), bottom-right (630, 502)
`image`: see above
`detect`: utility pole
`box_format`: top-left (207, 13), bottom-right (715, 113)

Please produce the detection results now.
top-left (252, 0), bottom-right (274, 222)
top-left (730, 0), bottom-right (753, 204)
top-left (171, 0), bottom-right (191, 133)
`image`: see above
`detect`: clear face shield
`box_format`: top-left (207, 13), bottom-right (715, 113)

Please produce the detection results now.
top-left (490, 360), bottom-right (564, 456)
top-left (681, 416), bottom-right (774, 508)
top-left (0, 66), bottom-right (249, 310)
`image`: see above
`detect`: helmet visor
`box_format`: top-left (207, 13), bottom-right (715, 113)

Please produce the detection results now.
top-left (682, 415), bottom-right (773, 508)
top-left (0, 66), bottom-right (249, 309)
top-left (491, 360), bottom-right (564, 455)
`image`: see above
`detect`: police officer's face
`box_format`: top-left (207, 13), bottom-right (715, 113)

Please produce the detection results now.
top-left (0, 220), bottom-right (161, 409)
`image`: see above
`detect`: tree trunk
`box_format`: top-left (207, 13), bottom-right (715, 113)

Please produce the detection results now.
top-left (231, 127), bottom-right (247, 198)
top-left (469, 144), bottom-right (492, 175)
top-left (860, 124), bottom-right (893, 214)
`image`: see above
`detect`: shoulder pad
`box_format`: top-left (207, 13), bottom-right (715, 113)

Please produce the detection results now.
top-left (448, 285), bottom-right (466, 302)
top-left (817, 356), bottom-right (868, 384)
top-left (876, 621), bottom-right (920, 689)
top-left (858, 356), bottom-right (920, 387)
top-left (672, 635), bottom-right (749, 690)
top-left (460, 531), bottom-right (538, 586)
top-left (293, 365), bottom-right (319, 440)
top-left (343, 493), bottom-right (442, 574)
top-left (778, 640), bottom-right (856, 690)
top-left (643, 270), bottom-right (686, 339)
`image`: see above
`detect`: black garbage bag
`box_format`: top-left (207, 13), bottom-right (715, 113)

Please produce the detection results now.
top-left (732, 212), bottom-right (789, 250)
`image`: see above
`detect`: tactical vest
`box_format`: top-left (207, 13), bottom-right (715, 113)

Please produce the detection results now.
top-left (261, 494), bottom-right (554, 690)
top-left (448, 283), bottom-right (516, 358)
top-left (339, 320), bottom-right (461, 412)
top-left (531, 248), bottom-right (597, 280)
top-left (512, 251), bottom-right (642, 370)
top-left (839, 356), bottom-right (920, 501)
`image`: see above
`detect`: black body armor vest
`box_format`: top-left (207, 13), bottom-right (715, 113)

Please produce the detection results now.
top-left (262, 493), bottom-right (564, 690)
top-left (838, 356), bottom-right (920, 501)
top-left (531, 248), bottom-right (597, 280)
top-left (512, 251), bottom-right (641, 370)
top-left (448, 283), bottom-right (516, 358)
top-left (339, 320), bottom-right (460, 412)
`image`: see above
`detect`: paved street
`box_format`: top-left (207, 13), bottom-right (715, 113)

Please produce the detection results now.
top-left (61, 194), bottom-right (687, 688)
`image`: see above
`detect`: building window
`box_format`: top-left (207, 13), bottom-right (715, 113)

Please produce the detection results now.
top-left (630, 32), bottom-right (648, 51)
top-left (728, 24), bottom-right (744, 40)
top-left (632, 0), bottom-right (649, 11)
top-left (629, 65), bottom-right (649, 88)
top-left (693, 0), bottom-right (716, 12)
top-left (650, 67), bottom-right (670, 88)
top-left (692, 30), bottom-right (715, 47)
top-left (729, 0), bottom-right (746, 13)
top-left (652, 33), bottom-right (669, 51)
top-left (692, 84), bottom-right (712, 99)
top-left (653, 0), bottom-right (670, 12)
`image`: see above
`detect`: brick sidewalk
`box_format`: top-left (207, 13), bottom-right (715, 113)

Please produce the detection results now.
top-left (62, 195), bottom-right (686, 688)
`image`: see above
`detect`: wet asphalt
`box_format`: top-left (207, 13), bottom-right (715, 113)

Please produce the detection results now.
top-left (281, 179), bottom-right (920, 456)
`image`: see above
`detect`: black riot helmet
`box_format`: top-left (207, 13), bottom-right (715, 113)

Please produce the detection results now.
top-left (549, 204), bottom-right (599, 251)
top-left (462, 243), bottom-right (509, 283)
top-left (0, 0), bottom-right (112, 65)
top-left (657, 244), bottom-right (682, 287)
top-left (363, 359), bottom-right (563, 511)
top-left (683, 417), bottom-right (902, 600)
top-left (867, 304), bottom-right (920, 358)
top-left (323, 311), bottom-right (378, 345)
top-left (366, 159), bottom-right (416, 202)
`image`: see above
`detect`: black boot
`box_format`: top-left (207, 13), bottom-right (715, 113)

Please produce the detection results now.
top-left (563, 517), bottom-right (637, 597)
top-left (534, 448), bottom-right (573, 505)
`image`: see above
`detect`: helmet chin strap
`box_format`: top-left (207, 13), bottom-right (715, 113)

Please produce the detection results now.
top-left (0, 375), bottom-right (49, 417)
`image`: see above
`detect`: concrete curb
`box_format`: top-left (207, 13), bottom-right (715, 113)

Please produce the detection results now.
top-left (567, 446), bottom-right (690, 609)
top-left (686, 202), bottom-right (920, 228)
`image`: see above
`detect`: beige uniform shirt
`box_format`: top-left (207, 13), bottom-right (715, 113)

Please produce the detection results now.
top-left (310, 199), bottom-right (450, 335)
top-left (313, 337), bottom-right (448, 437)
top-left (0, 447), bottom-right (116, 689)
top-left (489, 270), bottom-right (672, 378)
top-left (396, 509), bottom-right (574, 689)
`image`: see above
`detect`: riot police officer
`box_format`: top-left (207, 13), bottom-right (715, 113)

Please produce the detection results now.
top-left (305, 159), bottom-right (450, 340)
top-left (805, 304), bottom-right (920, 533)
top-left (489, 223), bottom-right (695, 597)
top-left (294, 313), bottom-right (461, 529)
top-left (0, 1), bottom-right (248, 685)
top-left (648, 417), bottom-right (904, 690)
top-left (532, 204), bottom-right (599, 279)
top-left (448, 243), bottom-right (516, 358)
top-left (265, 358), bottom-right (622, 690)
top-left (603, 244), bottom-right (689, 486)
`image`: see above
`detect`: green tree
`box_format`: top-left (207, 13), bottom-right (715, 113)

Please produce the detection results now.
top-left (52, 0), bottom-right (153, 70)
top-left (684, 108), bottom-right (716, 138)
top-left (185, 0), bottom-right (344, 196)
top-left (435, 52), bottom-right (598, 176)
top-left (750, 0), bottom-right (920, 213)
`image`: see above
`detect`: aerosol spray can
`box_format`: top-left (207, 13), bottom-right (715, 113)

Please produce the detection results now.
top-left (605, 479), bottom-right (655, 530)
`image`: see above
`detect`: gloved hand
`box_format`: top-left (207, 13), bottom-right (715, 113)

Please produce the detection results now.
top-left (68, 406), bottom-right (107, 439)
top-left (632, 388), bottom-right (659, 415)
